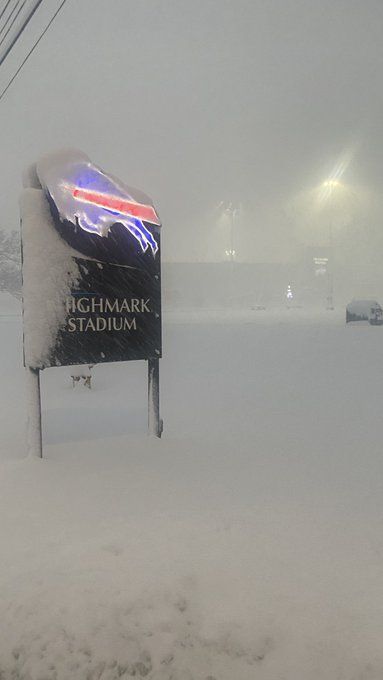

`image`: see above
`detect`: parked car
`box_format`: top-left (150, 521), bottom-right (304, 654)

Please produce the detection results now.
top-left (346, 299), bottom-right (383, 325)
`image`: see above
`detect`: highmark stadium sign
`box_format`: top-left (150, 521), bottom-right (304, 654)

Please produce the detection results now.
top-left (22, 149), bottom-right (162, 368)
top-left (21, 148), bottom-right (163, 454)
top-left (51, 252), bottom-right (161, 366)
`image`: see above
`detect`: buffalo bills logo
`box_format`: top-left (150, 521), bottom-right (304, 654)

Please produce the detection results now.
top-left (36, 149), bottom-right (161, 263)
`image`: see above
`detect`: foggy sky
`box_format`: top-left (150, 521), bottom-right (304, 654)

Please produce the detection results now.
top-left (0, 0), bottom-right (382, 261)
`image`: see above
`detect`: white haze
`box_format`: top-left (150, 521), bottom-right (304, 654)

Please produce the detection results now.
top-left (0, 0), bottom-right (382, 279)
top-left (1, 3), bottom-right (383, 677)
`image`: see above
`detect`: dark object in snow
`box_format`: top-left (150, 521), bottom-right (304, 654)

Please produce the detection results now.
top-left (71, 364), bottom-right (93, 389)
top-left (346, 300), bottom-right (383, 325)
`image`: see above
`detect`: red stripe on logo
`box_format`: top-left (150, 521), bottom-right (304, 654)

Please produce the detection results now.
top-left (72, 188), bottom-right (161, 225)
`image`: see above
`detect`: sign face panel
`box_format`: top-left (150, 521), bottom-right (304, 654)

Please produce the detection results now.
top-left (54, 254), bottom-right (161, 366)
top-left (23, 149), bottom-right (162, 369)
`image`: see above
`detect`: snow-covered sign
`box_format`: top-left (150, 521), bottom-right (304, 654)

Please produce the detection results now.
top-left (21, 149), bottom-right (162, 370)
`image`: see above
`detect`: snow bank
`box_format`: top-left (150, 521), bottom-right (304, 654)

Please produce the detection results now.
top-left (20, 188), bottom-right (80, 368)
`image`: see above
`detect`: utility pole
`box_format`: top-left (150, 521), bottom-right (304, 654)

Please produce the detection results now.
top-left (326, 222), bottom-right (334, 310)
top-left (223, 202), bottom-right (238, 306)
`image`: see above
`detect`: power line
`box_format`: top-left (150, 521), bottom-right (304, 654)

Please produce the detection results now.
top-left (0, 0), bottom-right (17, 37)
top-left (0, 0), bottom-right (27, 50)
top-left (0, 0), bottom-right (21, 39)
top-left (0, 0), bottom-right (13, 25)
top-left (0, 0), bottom-right (44, 69)
top-left (0, 0), bottom-right (68, 103)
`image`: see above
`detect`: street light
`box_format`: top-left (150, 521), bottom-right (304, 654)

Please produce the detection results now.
top-left (319, 179), bottom-right (345, 310)
top-left (217, 201), bottom-right (240, 306)
top-left (323, 180), bottom-right (340, 187)
top-left (288, 150), bottom-right (359, 309)
top-left (220, 201), bottom-right (239, 262)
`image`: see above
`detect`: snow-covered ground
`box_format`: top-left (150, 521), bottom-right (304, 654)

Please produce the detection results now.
top-left (1, 308), bottom-right (383, 679)
top-left (0, 291), bottom-right (21, 316)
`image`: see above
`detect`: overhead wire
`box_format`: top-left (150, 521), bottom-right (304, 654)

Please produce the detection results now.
top-left (0, 0), bottom-right (17, 36)
top-left (0, 0), bottom-right (44, 69)
top-left (0, 0), bottom-right (27, 50)
top-left (0, 0), bottom-right (13, 25)
top-left (0, 0), bottom-right (68, 102)
top-left (0, 0), bottom-right (21, 39)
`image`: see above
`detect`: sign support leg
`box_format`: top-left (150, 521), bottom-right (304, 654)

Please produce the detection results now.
top-left (26, 367), bottom-right (43, 458)
top-left (148, 358), bottom-right (162, 438)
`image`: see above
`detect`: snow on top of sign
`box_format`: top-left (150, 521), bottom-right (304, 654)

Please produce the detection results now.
top-left (21, 188), bottom-right (81, 369)
top-left (22, 162), bottom-right (41, 190)
top-left (36, 149), bottom-right (161, 255)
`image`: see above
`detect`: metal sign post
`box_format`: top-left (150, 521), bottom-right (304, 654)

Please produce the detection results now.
top-left (25, 367), bottom-right (43, 458)
top-left (148, 357), bottom-right (163, 438)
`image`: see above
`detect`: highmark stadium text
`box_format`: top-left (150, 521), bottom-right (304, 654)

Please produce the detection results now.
top-left (65, 296), bottom-right (153, 332)
top-left (66, 297), bottom-right (152, 314)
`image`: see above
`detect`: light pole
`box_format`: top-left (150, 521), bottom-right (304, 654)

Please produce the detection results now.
top-left (223, 202), bottom-right (238, 263)
top-left (320, 179), bottom-right (342, 310)
top-left (289, 171), bottom-right (357, 310)
top-left (219, 202), bottom-right (239, 306)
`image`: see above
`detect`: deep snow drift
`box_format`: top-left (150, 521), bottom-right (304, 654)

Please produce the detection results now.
top-left (0, 308), bottom-right (382, 679)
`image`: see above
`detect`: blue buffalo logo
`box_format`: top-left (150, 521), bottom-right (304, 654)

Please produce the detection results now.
top-left (37, 149), bottom-right (161, 257)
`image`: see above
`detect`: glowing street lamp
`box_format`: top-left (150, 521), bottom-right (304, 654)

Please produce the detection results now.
top-left (323, 179), bottom-right (340, 187)
top-left (289, 146), bottom-right (359, 309)
top-left (216, 201), bottom-right (240, 306)
top-left (225, 202), bottom-right (240, 262)
top-left (319, 179), bottom-right (345, 310)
